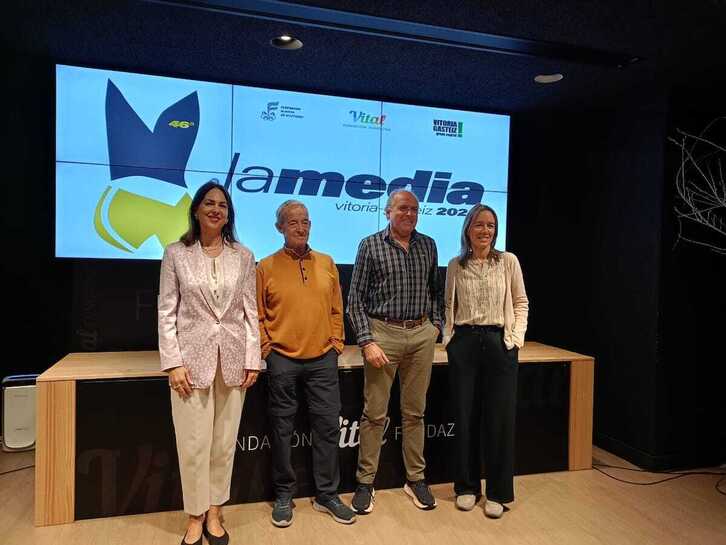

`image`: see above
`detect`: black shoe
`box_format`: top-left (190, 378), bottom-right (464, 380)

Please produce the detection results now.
top-left (180, 529), bottom-right (203, 545)
top-left (351, 483), bottom-right (375, 514)
top-left (271, 497), bottom-right (294, 528)
top-left (313, 496), bottom-right (357, 524)
top-left (404, 479), bottom-right (437, 510)
top-left (202, 521), bottom-right (229, 545)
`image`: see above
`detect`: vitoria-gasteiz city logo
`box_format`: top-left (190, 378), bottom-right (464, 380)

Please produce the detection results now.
top-left (433, 119), bottom-right (463, 137)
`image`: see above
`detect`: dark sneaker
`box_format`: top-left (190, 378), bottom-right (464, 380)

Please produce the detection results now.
top-left (404, 479), bottom-right (437, 510)
top-left (271, 497), bottom-right (293, 527)
top-left (312, 496), bottom-right (357, 524)
top-left (351, 483), bottom-right (375, 514)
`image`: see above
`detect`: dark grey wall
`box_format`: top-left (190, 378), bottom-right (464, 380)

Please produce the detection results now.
top-left (3, 53), bottom-right (74, 378)
top-left (654, 108), bottom-right (726, 469)
top-left (508, 107), bottom-right (668, 467)
top-left (509, 104), bottom-right (726, 470)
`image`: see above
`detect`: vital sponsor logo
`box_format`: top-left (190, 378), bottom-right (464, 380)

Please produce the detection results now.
top-left (226, 154), bottom-right (485, 205)
top-left (433, 119), bottom-right (463, 138)
top-left (339, 416), bottom-right (390, 447)
top-left (349, 110), bottom-right (386, 125)
top-left (261, 101), bottom-right (278, 121)
top-left (340, 418), bottom-right (456, 447)
top-left (238, 416), bottom-right (411, 451)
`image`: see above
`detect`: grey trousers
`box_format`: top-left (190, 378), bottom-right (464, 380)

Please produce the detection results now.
top-left (267, 349), bottom-right (342, 501)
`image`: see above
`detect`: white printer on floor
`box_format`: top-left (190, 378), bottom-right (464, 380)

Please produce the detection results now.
top-left (1, 374), bottom-right (39, 452)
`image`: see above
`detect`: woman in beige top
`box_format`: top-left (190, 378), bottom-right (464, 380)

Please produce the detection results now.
top-left (442, 204), bottom-right (528, 518)
top-left (159, 180), bottom-right (261, 545)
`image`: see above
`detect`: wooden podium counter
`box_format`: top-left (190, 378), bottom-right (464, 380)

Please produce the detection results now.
top-left (35, 342), bottom-right (594, 526)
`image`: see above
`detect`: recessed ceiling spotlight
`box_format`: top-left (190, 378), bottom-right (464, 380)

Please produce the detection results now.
top-left (534, 73), bottom-right (564, 84)
top-left (271, 35), bottom-right (303, 50)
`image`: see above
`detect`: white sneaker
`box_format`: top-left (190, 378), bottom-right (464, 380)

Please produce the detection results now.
top-left (455, 494), bottom-right (477, 511)
top-left (484, 500), bottom-right (504, 518)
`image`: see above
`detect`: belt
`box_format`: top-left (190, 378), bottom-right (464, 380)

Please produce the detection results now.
top-left (454, 324), bottom-right (503, 332)
top-left (369, 315), bottom-right (426, 329)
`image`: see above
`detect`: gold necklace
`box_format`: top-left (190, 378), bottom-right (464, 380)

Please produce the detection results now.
top-left (201, 239), bottom-right (223, 254)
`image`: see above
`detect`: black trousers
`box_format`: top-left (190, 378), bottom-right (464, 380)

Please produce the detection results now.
top-left (266, 349), bottom-right (341, 502)
top-left (446, 325), bottom-right (518, 503)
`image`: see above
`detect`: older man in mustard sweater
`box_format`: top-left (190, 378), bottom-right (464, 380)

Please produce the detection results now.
top-left (256, 200), bottom-right (356, 528)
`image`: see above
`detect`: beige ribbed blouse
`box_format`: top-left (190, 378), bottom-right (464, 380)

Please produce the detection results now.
top-left (454, 258), bottom-right (506, 326)
top-left (203, 252), bottom-right (225, 314)
top-left (443, 252), bottom-right (529, 350)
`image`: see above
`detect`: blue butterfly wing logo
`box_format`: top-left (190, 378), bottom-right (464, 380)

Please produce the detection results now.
top-left (105, 80), bottom-right (199, 187)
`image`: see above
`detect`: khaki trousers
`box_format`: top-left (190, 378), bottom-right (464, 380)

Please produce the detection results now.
top-left (356, 318), bottom-right (438, 484)
top-left (171, 364), bottom-right (245, 515)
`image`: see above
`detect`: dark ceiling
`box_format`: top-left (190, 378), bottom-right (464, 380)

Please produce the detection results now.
top-left (4, 1), bottom-right (726, 114)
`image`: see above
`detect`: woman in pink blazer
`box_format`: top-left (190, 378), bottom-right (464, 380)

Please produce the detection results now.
top-left (158, 180), bottom-right (261, 545)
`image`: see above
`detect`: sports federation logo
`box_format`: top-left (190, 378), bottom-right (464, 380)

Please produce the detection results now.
top-left (261, 101), bottom-right (279, 121)
top-left (94, 80), bottom-right (198, 253)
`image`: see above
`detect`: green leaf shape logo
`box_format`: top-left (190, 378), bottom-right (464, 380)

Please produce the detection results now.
top-left (94, 187), bottom-right (191, 251)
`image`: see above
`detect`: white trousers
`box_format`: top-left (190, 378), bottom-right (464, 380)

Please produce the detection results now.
top-left (171, 364), bottom-right (245, 515)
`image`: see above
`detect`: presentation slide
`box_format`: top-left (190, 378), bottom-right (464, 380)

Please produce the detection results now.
top-left (56, 65), bottom-right (510, 264)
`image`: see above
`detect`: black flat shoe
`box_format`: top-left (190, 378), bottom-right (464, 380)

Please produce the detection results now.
top-left (203, 522), bottom-right (230, 545)
top-left (180, 529), bottom-right (203, 545)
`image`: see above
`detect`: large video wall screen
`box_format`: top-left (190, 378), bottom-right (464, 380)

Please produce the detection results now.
top-left (56, 65), bottom-right (510, 264)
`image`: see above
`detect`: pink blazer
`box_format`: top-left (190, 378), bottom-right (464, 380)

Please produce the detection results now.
top-left (158, 241), bottom-right (262, 388)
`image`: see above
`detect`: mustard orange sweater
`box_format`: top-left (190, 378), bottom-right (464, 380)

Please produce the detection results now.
top-left (256, 247), bottom-right (344, 359)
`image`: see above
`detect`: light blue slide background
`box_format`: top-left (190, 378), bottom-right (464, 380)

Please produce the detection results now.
top-left (55, 65), bottom-right (510, 264)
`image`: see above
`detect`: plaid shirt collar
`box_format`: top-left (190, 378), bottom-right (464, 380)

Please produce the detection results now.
top-left (382, 225), bottom-right (419, 247)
